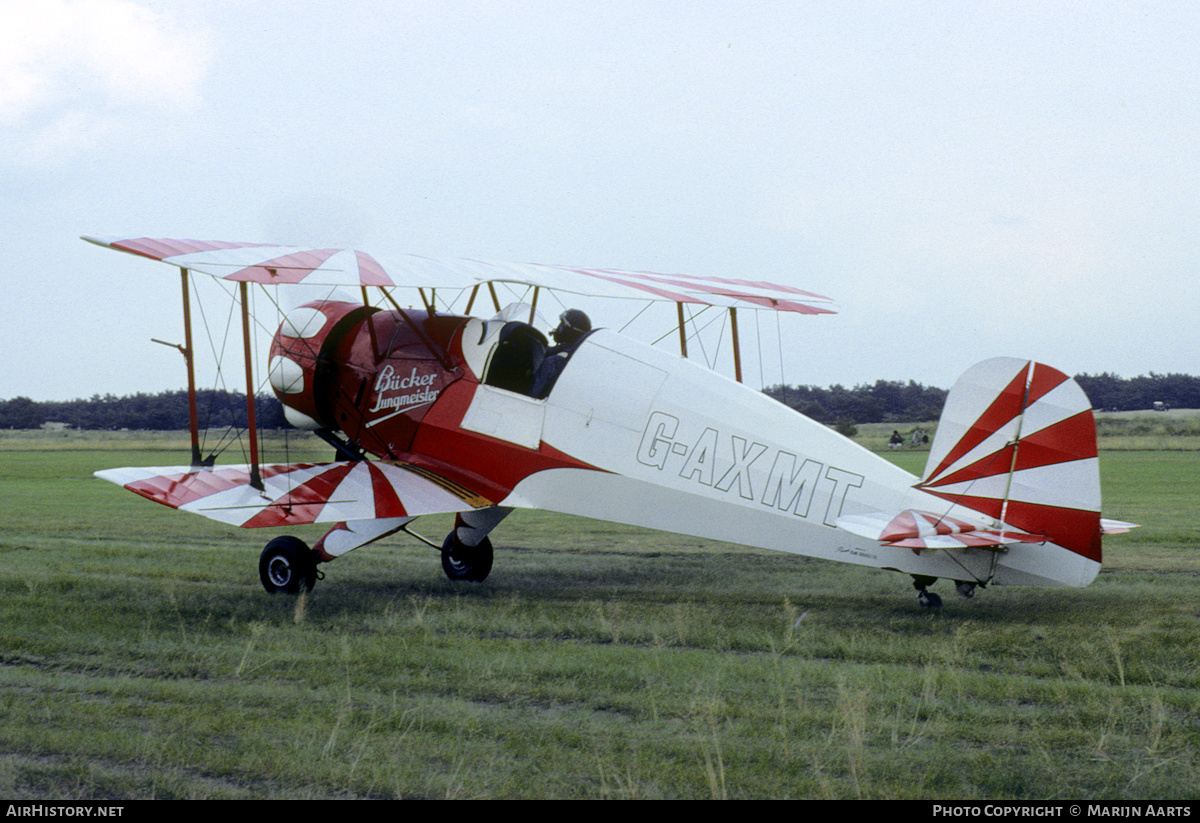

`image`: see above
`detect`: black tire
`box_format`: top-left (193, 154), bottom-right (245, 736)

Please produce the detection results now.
top-left (259, 536), bottom-right (317, 594)
top-left (440, 533), bottom-right (493, 582)
top-left (917, 590), bottom-right (943, 610)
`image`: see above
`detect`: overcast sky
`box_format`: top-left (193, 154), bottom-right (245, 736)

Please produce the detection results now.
top-left (3, 0), bottom-right (1196, 402)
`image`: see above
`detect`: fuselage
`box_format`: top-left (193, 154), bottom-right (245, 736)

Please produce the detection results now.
top-left (268, 301), bottom-right (1099, 588)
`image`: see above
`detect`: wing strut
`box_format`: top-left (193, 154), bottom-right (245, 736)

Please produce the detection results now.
top-left (675, 303), bottom-right (743, 382)
top-left (729, 307), bottom-right (743, 384)
top-left (239, 282), bottom-right (263, 490)
top-left (150, 269), bottom-right (206, 467)
top-left (179, 268), bottom-right (203, 466)
top-left (676, 302), bottom-right (688, 358)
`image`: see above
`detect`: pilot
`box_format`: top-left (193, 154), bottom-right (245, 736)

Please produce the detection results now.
top-left (532, 309), bottom-right (592, 398)
top-left (548, 309), bottom-right (592, 353)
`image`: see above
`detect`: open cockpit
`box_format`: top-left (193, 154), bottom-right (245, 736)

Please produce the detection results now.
top-left (460, 305), bottom-right (593, 399)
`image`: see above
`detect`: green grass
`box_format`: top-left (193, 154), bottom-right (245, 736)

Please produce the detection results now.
top-left (0, 436), bottom-right (1196, 799)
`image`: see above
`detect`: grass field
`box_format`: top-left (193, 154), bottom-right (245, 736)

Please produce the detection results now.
top-left (0, 430), bottom-right (1196, 799)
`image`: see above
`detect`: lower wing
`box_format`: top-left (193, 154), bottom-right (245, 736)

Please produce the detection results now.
top-left (95, 460), bottom-right (493, 528)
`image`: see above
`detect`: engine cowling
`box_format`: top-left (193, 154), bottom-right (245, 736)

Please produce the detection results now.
top-left (268, 301), bottom-right (375, 430)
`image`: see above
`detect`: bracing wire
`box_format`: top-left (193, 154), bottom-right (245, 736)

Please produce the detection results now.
top-left (191, 279), bottom-right (241, 460)
top-left (775, 310), bottom-right (787, 407)
top-left (617, 301), bottom-right (654, 333)
top-left (755, 309), bottom-right (764, 390)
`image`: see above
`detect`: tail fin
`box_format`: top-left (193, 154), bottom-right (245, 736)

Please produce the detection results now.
top-left (916, 358), bottom-right (1101, 563)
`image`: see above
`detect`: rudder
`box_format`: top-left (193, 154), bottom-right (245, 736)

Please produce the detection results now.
top-left (916, 358), bottom-right (1101, 563)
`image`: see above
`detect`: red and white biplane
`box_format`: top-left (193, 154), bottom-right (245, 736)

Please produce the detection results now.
top-left (84, 235), bottom-right (1134, 608)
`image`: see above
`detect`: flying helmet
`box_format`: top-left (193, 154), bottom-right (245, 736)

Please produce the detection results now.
top-left (551, 309), bottom-right (592, 345)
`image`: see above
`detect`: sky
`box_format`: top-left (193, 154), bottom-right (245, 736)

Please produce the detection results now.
top-left (3, 0), bottom-right (1197, 402)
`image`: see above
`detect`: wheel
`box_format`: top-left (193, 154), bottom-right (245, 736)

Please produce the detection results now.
top-left (955, 581), bottom-right (977, 599)
top-left (917, 590), bottom-right (943, 610)
top-left (259, 536), bottom-right (317, 594)
top-left (440, 532), bottom-right (493, 582)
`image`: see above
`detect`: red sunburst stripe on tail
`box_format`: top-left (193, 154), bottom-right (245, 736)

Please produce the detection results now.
top-left (1003, 500), bottom-right (1101, 561)
top-left (924, 362), bottom-right (1030, 484)
top-left (1012, 410), bottom-right (1097, 470)
top-left (1026, 362), bottom-right (1071, 408)
top-left (920, 408), bottom-right (1094, 490)
top-left (921, 443), bottom-right (1016, 490)
top-left (923, 416), bottom-right (1094, 494)
top-left (919, 489), bottom-right (1006, 522)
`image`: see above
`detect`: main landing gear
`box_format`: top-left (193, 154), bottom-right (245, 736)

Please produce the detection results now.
top-left (256, 507), bottom-right (513, 594)
top-left (437, 507), bottom-right (510, 583)
top-left (440, 532), bottom-right (494, 581)
top-left (259, 536), bottom-right (321, 594)
top-left (911, 575), bottom-right (984, 610)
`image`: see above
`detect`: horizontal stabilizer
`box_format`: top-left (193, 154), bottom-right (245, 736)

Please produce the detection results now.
top-left (837, 509), bottom-right (1045, 552)
top-left (95, 460), bottom-right (492, 528)
top-left (1101, 518), bottom-right (1139, 534)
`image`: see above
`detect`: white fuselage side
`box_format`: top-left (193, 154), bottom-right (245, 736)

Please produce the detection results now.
top-left (487, 330), bottom-right (1095, 586)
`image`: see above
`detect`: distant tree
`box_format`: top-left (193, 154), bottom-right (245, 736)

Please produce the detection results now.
top-left (1075, 372), bottom-right (1200, 411)
top-left (0, 390), bottom-right (292, 431)
top-left (0, 397), bottom-right (43, 429)
top-left (764, 379), bottom-right (946, 424)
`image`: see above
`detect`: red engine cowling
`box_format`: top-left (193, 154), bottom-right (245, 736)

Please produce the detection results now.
top-left (268, 301), bottom-right (377, 430)
top-left (269, 300), bottom-right (467, 458)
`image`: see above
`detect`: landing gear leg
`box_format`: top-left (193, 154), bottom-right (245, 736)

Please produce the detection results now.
top-left (955, 580), bottom-right (979, 599)
top-left (312, 517), bottom-right (416, 560)
top-left (912, 575), bottom-right (942, 610)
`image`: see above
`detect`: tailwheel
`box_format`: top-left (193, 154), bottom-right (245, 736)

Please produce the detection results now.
top-left (912, 575), bottom-right (942, 610)
top-left (259, 536), bottom-right (319, 594)
top-left (440, 532), bottom-right (493, 582)
top-left (955, 581), bottom-right (978, 599)
top-left (917, 590), bottom-right (943, 610)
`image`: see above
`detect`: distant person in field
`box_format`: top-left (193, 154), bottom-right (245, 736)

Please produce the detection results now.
top-left (888, 430), bottom-right (903, 449)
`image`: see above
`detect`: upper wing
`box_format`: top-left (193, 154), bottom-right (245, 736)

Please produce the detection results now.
top-left (82, 235), bottom-right (835, 315)
top-left (95, 460), bottom-right (493, 528)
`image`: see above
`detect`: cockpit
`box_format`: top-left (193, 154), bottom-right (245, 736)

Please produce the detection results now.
top-left (487, 322), bottom-right (550, 396)
top-left (460, 304), bottom-right (593, 399)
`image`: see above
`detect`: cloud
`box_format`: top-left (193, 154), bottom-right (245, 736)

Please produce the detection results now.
top-left (0, 0), bottom-right (213, 163)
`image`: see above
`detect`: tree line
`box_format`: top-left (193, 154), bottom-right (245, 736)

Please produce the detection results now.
top-left (764, 380), bottom-right (947, 426)
top-left (1, 372), bottom-right (1197, 431)
top-left (0, 390), bottom-right (288, 431)
top-left (765, 372), bottom-right (1200, 425)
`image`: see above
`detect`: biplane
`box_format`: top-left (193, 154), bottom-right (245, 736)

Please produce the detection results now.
top-left (84, 235), bottom-right (1134, 608)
